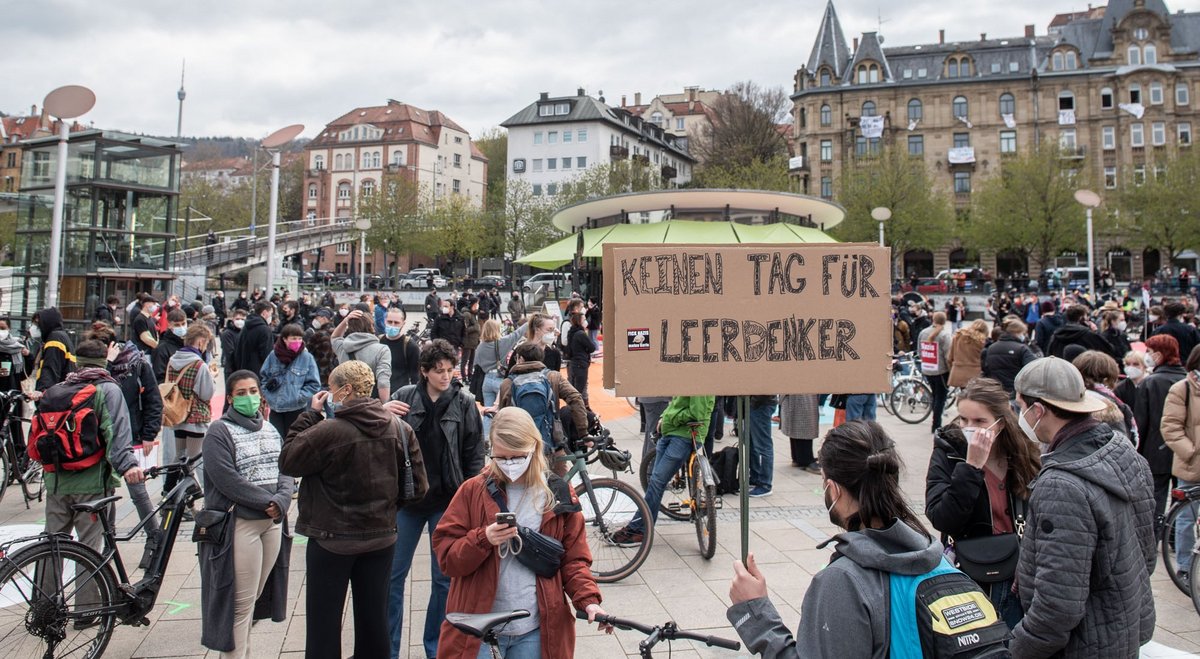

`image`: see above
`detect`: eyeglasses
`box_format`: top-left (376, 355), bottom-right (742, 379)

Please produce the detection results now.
top-left (493, 454), bottom-right (529, 466)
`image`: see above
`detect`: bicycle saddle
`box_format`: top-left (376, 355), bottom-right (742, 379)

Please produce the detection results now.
top-left (445, 610), bottom-right (530, 638)
top-left (71, 495), bottom-right (121, 514)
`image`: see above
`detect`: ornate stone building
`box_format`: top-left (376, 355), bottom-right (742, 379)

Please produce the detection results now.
top-left (792, 0), bottom-right (1200, 283)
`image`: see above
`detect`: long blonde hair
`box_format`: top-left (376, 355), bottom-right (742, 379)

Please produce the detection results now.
top-left (487, 407), bottom-right (555, 512)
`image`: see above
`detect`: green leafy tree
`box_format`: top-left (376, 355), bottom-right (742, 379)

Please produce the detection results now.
top-left (969, 143), bottom-right (1094, 273)
top-left (500, 178), bottom-right (558, 275)
top-left (426, 193), bottom-right (485, 275)
top-left (474, 127), bottom-right (509, 258)
top-left (556, 160), bottom-right (663, 206)
top-left (832, 146), bottom-right (955, 278)
top-left (356, 173), bottom-right (428, 278)
top-left (693, 154), bottom-right (794, 191)
top-left (1115, 148), bottom-right (1200, 261)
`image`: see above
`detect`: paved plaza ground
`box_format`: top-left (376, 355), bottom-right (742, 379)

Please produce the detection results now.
top-left (2, 361), bottom-right (1199, 657)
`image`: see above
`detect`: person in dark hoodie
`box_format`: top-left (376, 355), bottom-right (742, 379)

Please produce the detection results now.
top-left (304, 308), bottom-right (337, 387)
top-left (1135, 334), bottom-right (1188, 519)
top-left (1011, 357), bottom-right (1156, 657)
top-left (1047, 304), bottom-right (1118, 365)
top-left (331, 309), bottom-right (391, 400)
top-left (31, 306), bottom-right (75, 394)
top-left (152, 309), bottom-right (187, 382)
top-left (1032, 299), bottom-right (1063, 355)
top-left (1151, 301), bottom-right (1200, 365)
top-left (724, 420), bottom-right (999, 657)
top-left (231, 301), bottom-right (275, 378)
top-left (220, 308), bottom-right (247, 382)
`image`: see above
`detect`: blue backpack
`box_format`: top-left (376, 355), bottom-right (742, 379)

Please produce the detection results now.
top-left (888, 558), bottom-right (1011, 658)
top-left (509, 370), bottom-right (558, 453)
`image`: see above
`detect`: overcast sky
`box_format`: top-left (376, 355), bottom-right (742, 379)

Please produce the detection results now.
top-left (8, 0), bottom-right (1200, 141)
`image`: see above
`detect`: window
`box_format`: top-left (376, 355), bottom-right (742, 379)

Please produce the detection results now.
top-left (820, 140), bottom-right (833, 162)
top-left (953, 96), bottom-right (968, 119)
top-left (308, 183), bottom-right (317, 199)
top-left (337, 182), bottom-right (350, 199)
top-left (531, 158), bottom-right (543, 172)
top-left (1145, 44), bottom-right (1157, 65)
top-left (1178, 83), bottom-right (1190, 106)
top-left (538, 105), bottom-right (554, 117)
top-left (862, 101), bottom-right (877, 117)
top-left (1133, 165), bottom-right (1146, 185)
top-left (918, 68), bottom-right (928, 78)
top-left (1128, 45), bottom-right (1141, 66)
top-left (453, 153), bottom-right (462, 168)
top-left (651, 111), bottom-right (664, 126)
top-left (533, 132), bottom-right (543, 145)
top-left (314, 155), bottom-right (324, 170)
top-left (857, 67), bottom-right (867, 84)
top-left (578, 129), bottom-right (587, 142)
top-left (855, 137), bottom-right (881, 157)
top-left (555, 102), bottom-right (570, 115)
top-left (1000, 130), bottom-right (1017, 153)
top-left (335, 154), bottom-right (344, 170)
top-left (1059, 91), bottom-right (1075, 111)
top-left (1052, 52), bottom-right (1064, 71)
top-left (361, 153), bottom-right (371, 169)
top-left (676, 118), bottom-right (685, 131)
top-left (392, 150), bottom-right (404, 166)
top-left (1060, 129), bottom-right (1077, 150)
top-left (548, 131), bottom-right (558, 144)
top-left (1102, 126), bottom-right (1116, 150)
top-left (820, 176), bottom-right (833, 198)
top-left (577, 156), bottom-right (587, 168)
top-left (547, 158), bottom-right (556, 170)
top-left (1009, 61), bottom-right (1019, 72)
top-left (907, 99), bottom-right (922, 124)
top-left (1104, 166), bottom-right (1117, 189)
top-left (948, 58), bottom-right (960, 78)
top-left (999, 93), bottom-right (1015, 116)
top-left (953, 133), bottom-right (970, 148)
top-left (991, 62), bottom-right (1001, 74)
top-left (1134, 27), bottom-right (1150, 41)
top-left (820, 104), bottom-right (832, 126)
top-left (908, 135), bottom-right (924, 156)
top-left (954, 171), bottom-right (971, 193)
top-left (1129, 85), bottom-right (1142, 105)
top-left (547, 183), bottom-right (558, 195)
top-left (1131, 122), bottom-right (1145, 147)
top-left (1152, 121), bottom-right (1166, 145)
top-left (452, 179), bottom-right (461, 194)
top-left (820, 70), bottom-right (831, 87)
top-left (1150, 82), bottom-right (1164, 105)
top-left (562, 157), bottom-right (571, 169)
top-left (1101, 88), bottom-right (1114, 109)
top-left (372, 152), bottom-right (380, 168)
top-left (1180, 122), bottom-right (1192, 145)
top-left (1066, 51), bottom-right (1078, 69)
top-left (532, 183), bottom-right (542, 196)
top-left (336, 242), bottom-right (350, 255)
top-left (361, 180), bottom-right (374, 196)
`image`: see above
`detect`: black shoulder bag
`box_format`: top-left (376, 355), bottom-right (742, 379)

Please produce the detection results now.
top-left (193, 503), bottom-right (236, 545)
top-left (949, 486), bottom-right (1027, 584)
top-left (486, 478), bottom-right (564, 578)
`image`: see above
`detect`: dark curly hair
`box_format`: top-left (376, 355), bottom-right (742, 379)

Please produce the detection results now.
top-left (419, 338), bottom-right (458, 373)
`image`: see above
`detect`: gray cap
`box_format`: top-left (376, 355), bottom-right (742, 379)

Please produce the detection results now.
top-left (1014, 357), bottom-right (1107, 413)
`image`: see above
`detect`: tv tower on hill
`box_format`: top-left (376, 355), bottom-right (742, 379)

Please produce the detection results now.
top-left (176, 60), bottom-right (186, 138)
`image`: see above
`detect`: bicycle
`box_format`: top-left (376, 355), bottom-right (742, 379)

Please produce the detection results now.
top-left (0, 389), bottom-right (44, 508)
top-left (1160, 484), bottom-right (1200, 594)
top-left (0, 455), bottom-right (204, 658)
top-left (446, 609), bottom-right (531, 658)
top-left (877, 352), bottom-right (919, 416)
top-left (636, 421), bottom-right (720, 559)
top-left (575, 610), bottom-right (741, 657)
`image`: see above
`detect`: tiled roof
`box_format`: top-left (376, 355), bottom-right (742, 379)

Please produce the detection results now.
top-left (807, 0), bottom-right (851, 78)
top-left (849, 32), bottom-right (892, 81)
top-left (469, 143), bottom-right (488, 161)
top-left (501, 93), bottom-right (695, 161)
top-left (309, 101), bottom-right (469, 148)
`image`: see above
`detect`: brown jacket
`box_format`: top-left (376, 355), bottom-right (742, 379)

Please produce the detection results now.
top-left (1162, 374), bottom-right (1200, 481)
top-left (279, 398), bottom-right (427, 541)
top-left (947, 330), bottom-right (985, 387)
top-left (497, 361), bottom-right (588, 439)
top-left (432, 472), bottom-right (601, 659)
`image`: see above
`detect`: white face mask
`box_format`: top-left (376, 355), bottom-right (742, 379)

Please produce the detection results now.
top-left (541, 332), bottom-right (556, 345)
top-left (1144, 352), bottom-right (1158, 369)
top-left (339, 308), bottom-right (349, 317)
top-left (28, 325), bottom-right (41, 339)
top-left (233, 319), bottom-right (245, 329)
top-left (1018, 404), bottom-right (1043, 444)
top-left (1124, 365), bottom-right (1144, 380)
top-left (496, 455), bottom-right (531, 482)
top-left (0, 330), bottom-right (8, 341)
top-left (1149, 314), bottom-right (1160, 322)
top-left (960, 418), bottom-right (1001, 444)
top-left (1116, 321), bottom-right (1127, 331)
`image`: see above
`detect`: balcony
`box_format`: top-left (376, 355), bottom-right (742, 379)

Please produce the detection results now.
top-left (788, 156), bottom-right (808, 171)
top-left (307, 168), bottom-right (325, 177)
top-left (632, 153), bottom-right (650, 165)
top-left (610, 145), bottom-right (629, 160)
top-left (661, 164), bottom-right (678, 179)
top-left (1058, 145), bottom-right (1087, 159)
top-left (947, 147), bottom-right (975, 165)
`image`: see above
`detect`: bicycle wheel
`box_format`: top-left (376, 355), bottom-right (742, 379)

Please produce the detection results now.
top-left (891, 379), bottom-right (933, 425)
top-left (0, 440), bottom-right (10, 504)
top-left (1191, 546), bottom-right (1200, 618)
top-left (875, 392), bottom-right (894, 416)
top-left (22, 457), bottom-right (44, 502)
top-left (690, 456), bottom-right (718, 560)
top-left (638, 446), bottom-right (689, 522)
top-left (1161, 499), bottom-right (1198, 594)
top-left (575, 477), bottom-right (653, 583)
top-left (0, 538), bottom-right (120, 658)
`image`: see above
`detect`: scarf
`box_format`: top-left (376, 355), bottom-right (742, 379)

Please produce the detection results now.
top-left (0, 332), bottom-right (25, 372)
top-left (108, 341), bottom-right (142, 379)
top-left (65, 366), bottom-right (116, 386)
top-left (273, 336), bottom-right (302, 366)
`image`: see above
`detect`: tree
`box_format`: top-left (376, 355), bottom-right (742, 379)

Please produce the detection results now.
top-left (426, 193), bottom-right (486, 275)
top-left (499, 178), bottom-right (558, 276)
top-left (832, 146), bottom-right (955, 279)
top-left (356, 173), bottom-right (428, 278)
top-left (693, 80), bottom-right (789, 169)
top-left (1115, 148), bottom-right (1200, 262)
top-left (556, 159), bottom-right (663, 206)
top-left (474, 127), bottom-right (509, 259)
top-left (970, 142), bottom-right (1094, 274)
top-left (692, 154), bottom-right (794, 191)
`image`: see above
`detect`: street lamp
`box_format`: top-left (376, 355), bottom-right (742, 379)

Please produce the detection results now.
top-left (1074, 189), bottom-right (1101, 300)
top-left (260, 124), bottom-right (304, 298)
top-left (355, 218), bottom-right (372, 296)
top-left (871, 206), bottom-right (891, 247)
top-left (42, 85), bottom-right (95, 310)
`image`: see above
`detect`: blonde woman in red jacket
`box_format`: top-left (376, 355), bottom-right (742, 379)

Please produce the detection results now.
top-left (433, 407), bottom-right (611, 658)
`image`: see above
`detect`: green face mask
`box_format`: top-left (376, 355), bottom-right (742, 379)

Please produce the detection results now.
top-left (231, 394), bottom-right (261, 417)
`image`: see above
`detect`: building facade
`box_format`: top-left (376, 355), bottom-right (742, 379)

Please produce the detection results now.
top-left (1, 106), bottom-right (86, 194)
top-left (501, 89), bottom-right (696, 201)
top-left (302, 100), bottom-right (488, 276)
top-left (793, 0), bottom-right (1200, 282)
top-left (618, 87), bottom-right (721, 158)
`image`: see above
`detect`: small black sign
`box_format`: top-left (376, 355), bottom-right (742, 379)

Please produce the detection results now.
top-left (627, 328), bottom-right (650, 351)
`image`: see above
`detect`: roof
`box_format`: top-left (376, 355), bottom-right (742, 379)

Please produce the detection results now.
top-left (2, 114), bottom-right (86, 145)
top-left (548, 189), bottom-right (845, 232)
top-left (1096, 0), bottom-right (1170, 55)
top-left (849, 31), bottom-right (892, 81)
top-left (470, 142), bottom-right (488, 161)
top-left (1049, 7), bottom-right (1105, 29)
top-left (20, 129), bottom-right (183, 150)
top-left (807, 0), bottom-right (851, 78)
top-left (308, 100), bottom-right (470, 149)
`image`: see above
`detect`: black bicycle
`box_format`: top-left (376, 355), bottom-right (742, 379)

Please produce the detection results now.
top-left (0, 455), bottom-right (204, 658)
top-left (446, 610), bottom-right (530, 659)
top-left (575, 610), bottom-right (741, 657)
top-left (0, 389), bottom-right (43, 507)
top-left (1160, 484), bottom-right (1200, 594)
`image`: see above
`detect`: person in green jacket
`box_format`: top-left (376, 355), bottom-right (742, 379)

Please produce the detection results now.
top-left (613, 395), bottom-right (715, 545)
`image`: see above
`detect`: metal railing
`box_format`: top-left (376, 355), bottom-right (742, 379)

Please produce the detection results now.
top-left (173, 218), bottom-right (355, 270)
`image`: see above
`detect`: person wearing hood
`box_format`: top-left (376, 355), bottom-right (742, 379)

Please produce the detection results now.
top-left (724, 420), bottom-right (996, 657)
top-left (331, 309), bottom-right (392, 401)
top-left (982, 319), bottom-right (1037, 396)
top-left (431, 299), bottom-right (465, 355)
top-left (200, 370), bottom-right (295, 658)
top-left (164, 324), bottom-right (216, 490)
top-left (1134, 334), bottom-right (1188, 519)
top-left (231, 291), bottom-right (250, 313)
top-left (1011, 357), bottom-right (1156, 657)
top-left (280, 360), bottom-right (428, 659)
top-left (152, 309), bottom-right (187, 382)
top-left (382, 339), bottom-right (484, 659)
top-left (1047, 304), bottom-right (1118, 366)
top-left (259, 323), bottom-right (321, 439)
top-left (305, 309), bottom-right (337, 387)
top-left (32, 306), bottom-right (76, 394)
top-left (87, 323), bottom-right (164, 570)
top-left (220, 309), bottom-right (248, 383)
top-left (0, 317), bottom-right (29, 392)
top-left (1032, 300), bottom-right (1063, 356)
top-left (231, 302), bottom-right (275, 379)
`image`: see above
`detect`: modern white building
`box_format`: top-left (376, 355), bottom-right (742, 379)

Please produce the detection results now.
top-left (501, 89), bottom-right (696, 198)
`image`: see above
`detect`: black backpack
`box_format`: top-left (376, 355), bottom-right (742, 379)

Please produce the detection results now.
top-left (710, 445), bottom-right (740, 495)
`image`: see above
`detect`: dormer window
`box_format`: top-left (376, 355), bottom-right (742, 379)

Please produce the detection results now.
top-left (1144, 44), bottom-right (1157, 65)
top-left (1052, 49), bottom-right (1079, 71)
top-left (1128, 45), bottom-right (1141, 66)
top-left (538, 105), bottom-right (554, 117)
top-left (945, 55), bottom-right (972, 78)
top-left (1134, 27), bottom-right (1150, 41)
top-left (819, 69), bottom-right (832, 87)
top-left (856, 63), bottom-right (880, 84)
top-left (555, 102), bottom-right (571, 115)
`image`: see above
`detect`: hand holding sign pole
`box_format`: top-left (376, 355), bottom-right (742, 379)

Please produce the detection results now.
top-left (603, 243), bottom-right (892, 560)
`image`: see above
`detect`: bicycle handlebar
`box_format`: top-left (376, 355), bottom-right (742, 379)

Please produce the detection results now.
top-left (574, 610), bottom-right (741, 651)
top-left (144, 453), bottom-right (203, 480)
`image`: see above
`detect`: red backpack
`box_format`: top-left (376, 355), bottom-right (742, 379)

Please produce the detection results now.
top-left (29, 382), bottom-right (105, 473)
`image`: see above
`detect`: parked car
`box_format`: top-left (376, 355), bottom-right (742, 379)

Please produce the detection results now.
top-left (464, 275), bottom-right (508, 290)
top-left (902, 277), bottom-right (948, 295)
top-left (402, 268), bottom-right (447, 289)
top-left (522, 272), bottom-right (570, 293)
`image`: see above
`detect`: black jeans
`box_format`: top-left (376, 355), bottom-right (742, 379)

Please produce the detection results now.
top-left (569, 363), bottom-right (589, 406)
top-left (306, 541), bottom-right (394, 659)
top-left (927, 372), bottom-right (949, 432)
top-left (268, 408), bottom-right (303, 440)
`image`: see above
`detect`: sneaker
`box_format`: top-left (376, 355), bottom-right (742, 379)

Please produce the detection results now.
top-left (1179, 570), bottom-right (1190, 590)
top-left (748, 486), bottom-right (773, 498)
top-left (804, 461), bottom-right (822, 475)
top-left (610, 526), bottom-right (644, 546)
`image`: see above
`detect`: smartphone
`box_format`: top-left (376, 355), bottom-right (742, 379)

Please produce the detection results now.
top-left (495, 512), bottom-right (517, 528)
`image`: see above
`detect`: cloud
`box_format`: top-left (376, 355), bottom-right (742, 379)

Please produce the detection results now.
top-left (6, 0), bottom-right (1200, 139)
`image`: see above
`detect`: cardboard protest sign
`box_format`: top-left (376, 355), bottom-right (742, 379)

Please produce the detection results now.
top-left (602, 243), bottom-right (892, 397)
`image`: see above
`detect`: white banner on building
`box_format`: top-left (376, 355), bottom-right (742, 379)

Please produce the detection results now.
top-left (1002, 113), bottom-right (1016, 129)
top-left (955, 115), bottom-right (973, 129)
top-left (948, 147), bottom-right (976, 164)
top-left (1058, 109), bottom-right (1076, 125)
top-left (860, 115), bottom-right (885, 138)
top-left (1119, 103), bottom-right (1145, 119)
top-left (907, 119), bottom-right (920, 131)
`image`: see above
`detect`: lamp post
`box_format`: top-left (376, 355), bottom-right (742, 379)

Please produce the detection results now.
top-left (42, 85), bottom-right (95, 310)
top-left (355, 218), bottom-right (372, 296)
top-left (1074, 189), bottom-right (1101, 300)
top-left (260, 124), bottom-right (304, 298)
top-left (871, 206), bottom-right (892, 281)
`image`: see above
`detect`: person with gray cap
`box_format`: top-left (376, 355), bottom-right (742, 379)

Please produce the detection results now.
top-left (1009, 357), bottom-right (1156, 658)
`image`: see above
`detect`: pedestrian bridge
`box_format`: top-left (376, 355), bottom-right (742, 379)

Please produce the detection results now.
top-left (174, 218), bottom-right (358, 276)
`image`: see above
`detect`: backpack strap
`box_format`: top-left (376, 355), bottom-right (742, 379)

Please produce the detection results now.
top-left (390, 416), bottom-right (415, 502)
top-left (486, 476), bottom-right (508, 512)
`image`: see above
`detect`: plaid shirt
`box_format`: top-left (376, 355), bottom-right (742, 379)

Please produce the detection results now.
top-left (166, 360), bottom-right (211, 425)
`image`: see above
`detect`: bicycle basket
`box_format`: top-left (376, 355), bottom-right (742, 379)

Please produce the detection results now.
top-left (598, 447), bottom-right (631, 472)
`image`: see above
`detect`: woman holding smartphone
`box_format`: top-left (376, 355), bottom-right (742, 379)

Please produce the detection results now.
top-left (433, 407), bottom-right (611, 658)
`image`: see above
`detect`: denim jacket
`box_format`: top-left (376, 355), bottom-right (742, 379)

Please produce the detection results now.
top-left (260, 350), bottom-right (321, 413)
